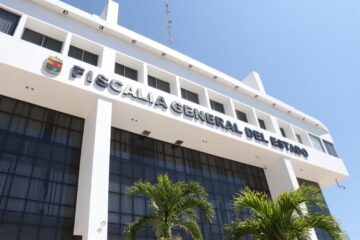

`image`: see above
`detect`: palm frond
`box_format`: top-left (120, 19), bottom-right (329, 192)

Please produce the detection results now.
top-left (174, 218), bottom-right (203, 240)
top-left (124, 215), bottom-right (157, 240)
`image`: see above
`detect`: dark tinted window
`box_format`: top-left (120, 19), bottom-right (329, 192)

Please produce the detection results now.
top-left (323, 140), bottom-right (338, 157)
top-left (68, 45), bottom-right (98, 66)
top-left (148, 75), bottom-right (170, 93)
top-left (0, 95), bottom-right (84, 240)
top-left (108, 128), bottom-right (270, 240)
top-left (295, 134), bottom-right (303, 144)
top-left (280, 127), bottom-right (286, 138)
top-left (210, 100), bottom-right (225, 114)
top-left (0, 8), bottom-right (20, 36)
top-left (258, 119), bottom-right (266, 130)
top-left (236, 110), bottom-right (248, 123)
top-left (22, 28), bottom-right (63, 53)
top-left (181, 88), bottom-right (199, 104)
top-left (114, 63), bottom-right (137, 81)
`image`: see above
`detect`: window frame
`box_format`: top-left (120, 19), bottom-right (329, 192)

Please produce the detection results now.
top-left (68, 45), bottom-right (98, 66)
top-left (258, 118), bottom-right (266, 130)
top-left (309, 134), bottom-right (325, 152)
top-left (22, 28), bottom-right (63, 53)
top-left (0, 7), bottom-right (20, 36)
top-left (235, 110), bottom-right (248, 123)
top-left (114, 62), bottom-right (138, 81)
top-left (148, 75), bottom-right (171, 93)
top-left (323, 140), bottom-right (338, 157)
top-left (210, 100), bottom-right (225, 114)
top-left (181, 88), bottom-right (199, 104)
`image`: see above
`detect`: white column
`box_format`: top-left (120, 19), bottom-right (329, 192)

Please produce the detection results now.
top-left (13, 14), bottom-right (27, 38)
top-left (140, 62), bottom-right (148, 85)
top-left (62, 32), bottom-right (72, 55)
top-left (203, 88), bottom-right (210, 108)
top-left (249, 107), bottom-right (260, 127)
top-left (228, 99), bottom-right (236, 118)
top-left (269, 115), bottom-right (281, 135)
top-left (101, 46), bottom-right (116, 72)
top-left (265, 158), bottom-right (318, 239)
top-left (288, 125), bottom-right (297, 141)
top-left (74, 97), bottom-right (112, 240)
top-left (173, 75), bottom-right (181, 96)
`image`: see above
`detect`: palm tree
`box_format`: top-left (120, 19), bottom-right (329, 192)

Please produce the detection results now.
top-left (124, 174), bottom-right (214, 240)
top-left (225, 185), bottom-right (342, 240)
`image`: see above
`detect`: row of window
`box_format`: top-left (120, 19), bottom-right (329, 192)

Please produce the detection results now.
top-left (0, 8), bottom-right (339, 158)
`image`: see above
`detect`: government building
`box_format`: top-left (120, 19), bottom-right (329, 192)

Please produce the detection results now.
top-left (0, 0), bottom-right (348, 239)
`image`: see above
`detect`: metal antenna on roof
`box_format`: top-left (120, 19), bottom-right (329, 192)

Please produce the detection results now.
top-left (164, 0), bottom-right (173, 47)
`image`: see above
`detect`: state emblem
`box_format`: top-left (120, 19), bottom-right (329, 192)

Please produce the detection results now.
top-left (44, 56), bottom-right (63, 75)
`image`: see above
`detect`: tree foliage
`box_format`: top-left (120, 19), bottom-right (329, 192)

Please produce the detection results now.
top-left (124, 174), bottom-right (214, 240)
top-left (225, 185), bottom-right (342, 240)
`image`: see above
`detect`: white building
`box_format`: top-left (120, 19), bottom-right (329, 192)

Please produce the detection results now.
top-left (0, 0), bottom-right (348, 240)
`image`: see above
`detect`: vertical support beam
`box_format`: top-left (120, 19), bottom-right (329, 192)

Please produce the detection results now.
top-left (269, 115), bottom-right (281, 135)
top-left (228, 99), bottom-right (236, 118)
top-left (249, 107), bottom-right (260, 127)
top-left (173, 75), bottom-right (181, 97)
top-left (74, 97), bottom-right (112, 240)
top-left (62, 32), bottom-right (72, 55)
top-left (265, 158), bottom-right (318, 240)
top-left (139, 62), bottom-right (148, 85)
top-left (13, 14), bottom-right (27, 39)
top-left (203, 89), bottom-right (211, 108)
top-left (287, 125), bottom-right (297, 141)
top-left (100, 46), bottom-right (115, 72)
top-left (265, 158), bottom-right (299, 198)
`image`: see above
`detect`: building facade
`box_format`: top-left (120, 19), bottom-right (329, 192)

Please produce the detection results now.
top-left (0, 0), bottom-right (348, 239)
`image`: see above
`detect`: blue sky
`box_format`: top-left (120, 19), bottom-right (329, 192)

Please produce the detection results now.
top-left (62, 0), bottom-right (360, 238)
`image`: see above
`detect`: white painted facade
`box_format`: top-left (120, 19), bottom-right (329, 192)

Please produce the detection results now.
top-left (0, 0), bottom-right (348, 239)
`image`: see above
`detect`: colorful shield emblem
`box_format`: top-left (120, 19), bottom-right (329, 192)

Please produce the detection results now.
top-left (44, 56), bottom-right (63, 75)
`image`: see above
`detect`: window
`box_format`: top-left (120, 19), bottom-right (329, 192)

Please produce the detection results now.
top-left (0, 95), bottom-right (84, 240)
top-left (309, 134), bottom-right (325, 152)
top-left (148, 75), bottom-right (170, 93)
top-left (258, 119), bottom-right (266, 130)
top-left (236, 110), bottom-right (248, 123)
top-left (68, 45), bottom-right (98, 66)
top-left (22, 28), bottom-right (63, 53)
top-left (323, 140), bottom-right (338, 157)
top-left (0, 8), bottom-right (20, 36)
top-left (210, 100), bottom-right (225, 114)
top-left (114, 63), bottom-right (138, 81)
top-left (295, 134), bottom-right (303, 144)
top-left (108, 127), bottom-right (270, 240)
top-left (280, 127), bottom-right (286, 138)
top-left (181, 88), bottom-right (199, 104)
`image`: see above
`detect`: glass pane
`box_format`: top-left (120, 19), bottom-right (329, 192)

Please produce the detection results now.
top-left (156, 79), bottom-right (170, 93)
top-left (0, 96), bottom-right (83, 240)
top-left (124, 66), bottom-right (138, 81)
top-left (22, 28), bottom-right (43, 46)
top-left (68, 45), bottom-right (83, 61)
top-left (236, 110), bottom-right (248, 123)
top-left (108, 128), bottom-right (270, 239)
top-left (309, 134), bottom-right (325, 152)
top-left (42, 36), bottom-right (62, 53)
top-left (83, 50), bottom-right (98, 66)
top-left (147, 75), bottom-right (156, 88)
top-left (0, 8), bottom-right (20, 36)
top-left (114, 63), bottom-right (125, 76)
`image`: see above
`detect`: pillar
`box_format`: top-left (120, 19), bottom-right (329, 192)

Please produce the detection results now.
top-left (74, 97), bottom-right (112, 240)
top-left (265, 158), bottom-right (318, 239)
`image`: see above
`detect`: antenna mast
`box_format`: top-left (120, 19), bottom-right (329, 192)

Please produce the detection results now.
top-left (164, 0), bottom-right (173, 47)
